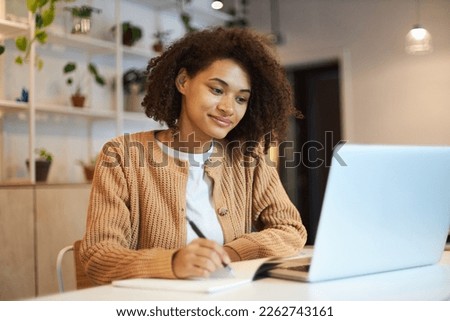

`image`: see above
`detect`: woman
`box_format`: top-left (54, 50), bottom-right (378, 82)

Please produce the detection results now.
top-left (80, 27), bottom-right (307, 283)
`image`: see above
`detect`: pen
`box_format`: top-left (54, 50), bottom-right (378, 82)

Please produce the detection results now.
top-left (186, 217), bottom-right (234, 275)
top-left (187, 217), bottom-right (207, 239)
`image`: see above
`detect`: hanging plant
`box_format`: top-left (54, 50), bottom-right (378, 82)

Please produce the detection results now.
top-left (175, 0), bottom-right (196, 33)
top-left (10, 0), bottom-right (76, 70)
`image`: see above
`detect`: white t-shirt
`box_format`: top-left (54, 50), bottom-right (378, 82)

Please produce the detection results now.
top-left (156, 140), bottom-right (224, 245)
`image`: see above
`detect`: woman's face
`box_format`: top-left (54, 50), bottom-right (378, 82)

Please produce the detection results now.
top-left (176, 59), bottom-right (251, 145)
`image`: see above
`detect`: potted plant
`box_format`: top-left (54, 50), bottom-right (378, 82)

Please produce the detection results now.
top-left (26, 148), bottom-right (53, 182)
top-left (63, 62), bottom-right (106, 107)
top-left (77, 157), bottom-right (97, 181)
top-left (64, 5), bottom-right (101, 34)
top-left (152, 30), bottom-right (171, 53)
top-left (113, 22), bottom-right (142, 46)
top-left (123, 69), bottom-right (146, 111)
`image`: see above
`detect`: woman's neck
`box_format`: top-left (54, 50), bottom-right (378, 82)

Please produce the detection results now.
top-left (156, 129), bottom-right (212, 154)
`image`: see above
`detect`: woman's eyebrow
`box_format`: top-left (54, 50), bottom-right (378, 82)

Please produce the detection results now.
top-left (209, 77), bottom-right (251, 93)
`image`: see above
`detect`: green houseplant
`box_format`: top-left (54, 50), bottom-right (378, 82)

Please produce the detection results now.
top-left (64, 5), bottom-right (101, 18)
top-left (63, 62), bottom-right (106, 107)
top-left (0, 0), bottom-right (76, 69)
top-left (26, 148), bottom-right (53, 182)
top-left (122, 22), bottom-right (142, 46)
top-left (118, 22), bottom-right (142, 46)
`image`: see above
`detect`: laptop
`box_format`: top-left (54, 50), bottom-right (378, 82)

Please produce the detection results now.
top-left (268, 144), bottom-right (450, 282)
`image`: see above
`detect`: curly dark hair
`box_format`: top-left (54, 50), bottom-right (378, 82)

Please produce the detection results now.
top-left (142, 27), bottom-right (295, 154)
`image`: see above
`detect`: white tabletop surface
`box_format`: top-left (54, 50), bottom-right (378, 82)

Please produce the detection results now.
top-left (36, 251), bottom-right (450, 301)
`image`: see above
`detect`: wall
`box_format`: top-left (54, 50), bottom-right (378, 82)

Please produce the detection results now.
top-left (248, 0), bottom-right (450, 146)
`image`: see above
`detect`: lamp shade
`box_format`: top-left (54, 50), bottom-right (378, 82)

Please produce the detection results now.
top-left (405, 24), bottom-right (433, 55)
top-left (211, 1), bottom-right (224, 10)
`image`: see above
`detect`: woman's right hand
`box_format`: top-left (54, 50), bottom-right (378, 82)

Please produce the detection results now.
top-left (172, 238), bottom-right (231, 279)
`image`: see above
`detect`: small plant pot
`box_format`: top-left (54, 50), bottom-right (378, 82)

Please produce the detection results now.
top-left (26, 160), bottom-right (52, 182)
top-left (122, 28), bottom-right (140, 46)
top-left (71, 17), bottom-right (91, 34)
top-left (124, 83), bottom-right (144, 112)
top-left (71, 94), bottom-right (85, 108)
top-left (83, 166), bottom-right (95, 181)
top-left (152, 41), bottom-right (164, 53)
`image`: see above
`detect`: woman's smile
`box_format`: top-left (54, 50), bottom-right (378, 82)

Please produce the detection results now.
top-left (208, 114), bottom-right (233, 127)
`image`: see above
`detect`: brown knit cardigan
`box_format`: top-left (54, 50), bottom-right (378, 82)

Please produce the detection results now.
top-left (80, 131), bottom-right (307, 284)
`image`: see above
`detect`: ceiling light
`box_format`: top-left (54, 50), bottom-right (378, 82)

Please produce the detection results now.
top-left (405, 0), bottom-right (433, 55)
top-left (211, 1), bottom-right (224, 10)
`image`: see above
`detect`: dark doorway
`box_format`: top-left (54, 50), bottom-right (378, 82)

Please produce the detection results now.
top-left (279, 61), bottom-right (342, 245)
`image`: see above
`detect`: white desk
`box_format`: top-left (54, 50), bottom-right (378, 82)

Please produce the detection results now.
top-left (37, 251), bottom-right (450, 301)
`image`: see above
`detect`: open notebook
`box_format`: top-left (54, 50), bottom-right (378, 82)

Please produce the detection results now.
top-left (112, 250), bottom-right (312, 293)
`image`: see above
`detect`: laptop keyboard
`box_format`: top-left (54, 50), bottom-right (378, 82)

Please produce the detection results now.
top-left (286, 265), bottom-right (310, 272)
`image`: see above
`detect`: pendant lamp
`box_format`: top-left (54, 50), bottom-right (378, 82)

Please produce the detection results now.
top-left (405, 0), bottom-right (432, 55)
top-left (211, 1), bottom-right (224, 10)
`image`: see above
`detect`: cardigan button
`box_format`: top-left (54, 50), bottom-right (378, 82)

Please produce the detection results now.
top-left (218, 207), bottom-right (228, 216)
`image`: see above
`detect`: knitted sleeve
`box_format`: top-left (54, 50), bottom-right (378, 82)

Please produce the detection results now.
top-left (79, 137), bottom-right (177, 284)
top-left (224, 156), bottom-right (307, 260)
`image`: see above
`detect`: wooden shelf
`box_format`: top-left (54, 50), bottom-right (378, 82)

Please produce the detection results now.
top-left (0, 100), bottom-right (116, 120)
top-left (47, 31), bottom-right (155, 60)
top-left (0, 99), bottom-right (29, 111)
top-left (46, 32), bottom-right (116, 55)
top-left (0, 18), bottom-right (28, 40)
top-left (123, 45), bottom-right (154, 60)
top-left (36, 103), bottom-right (116, 119)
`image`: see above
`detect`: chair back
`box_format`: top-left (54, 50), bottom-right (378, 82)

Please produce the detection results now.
top-left (57, 240), bottom-right (96, 292)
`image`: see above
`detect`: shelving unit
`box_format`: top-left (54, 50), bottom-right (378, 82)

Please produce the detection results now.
top-left (0, 0), bottom-right (148, 185)
top-left (0, 0), bottom-right (230, 185)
